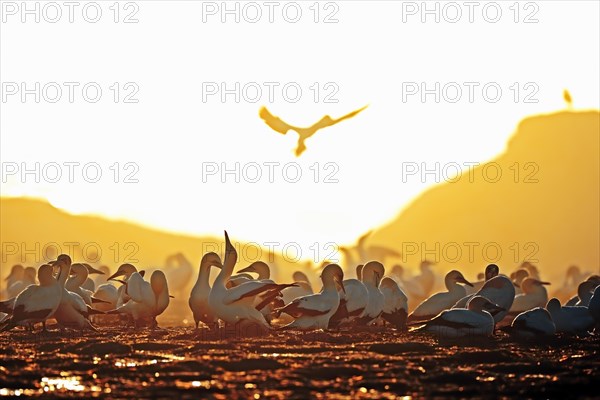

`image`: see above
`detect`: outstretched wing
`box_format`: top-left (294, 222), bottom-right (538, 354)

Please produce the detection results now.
top-left (223, 281), bottom-right (295, 305)
top-left (330, 105), bottom-right (369, 125)
top-left (259, 106), bottom-right (296, 135)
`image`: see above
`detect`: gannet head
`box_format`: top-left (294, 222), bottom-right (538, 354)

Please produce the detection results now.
top-left (511, 268), bottom-right (529, 287)
top-left (446, 270), bottom-right (473, 287)
top-left (200, 252), bottom-right (223, 269)
top-left (107, 263), bottom-right (138, 281)
top-left (292, 271), bottom-right (310, 283)
top-left (54, 257), bottom-right (72, 285)
top-left (578, 279), bottom-right (599, 298)
top-left (37, 264), bottom-right (55, 286)
top-left (380, 276), bottom-right (397, 289)
top-left (362, 261), bottom-right (385, 287)
top-left (237, 261), bottom-right (270, 279)
top-left (485, 264), bottom-right (500, 281)
top-left (467, 295), bottom-right (504, 314)
top-left (69, 263), bottom-right (89, 284)
top-left (151, 270), bottom-right (169, 295)
top-left (321, 263), bottom-right (345, 294)
top-left (52, 254), bottom-right (72, 267)
top-left (356, 264), bottom-right (364, 281)
top-left (546, 297), bottom-right (561, 314)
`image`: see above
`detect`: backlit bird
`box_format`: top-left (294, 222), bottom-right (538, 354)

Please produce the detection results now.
top-left (259, 105), bottom-right (368, 156)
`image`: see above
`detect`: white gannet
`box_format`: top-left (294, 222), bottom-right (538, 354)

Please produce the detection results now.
top-left (565, 277), bottom-right (600, 306)
top-left (277, 263), bottom-right (345, 330)
top-left (235, 261), bottom-right (287, 324)
top-left (511, 307), bottom-right (556, 338)
top-left (356, 261), bottom-right (386, 325)
top-left (546, 298), bottom-right (595, 334)
top-left (208, 232), bottom-right (295, 331)
top-left (414, 296), bottom-right (503, 338)
top-left (108, 271), bottom-right (156, 327)
top-left (508, 278), bottom-right (550, 316)
top-left (92, 283), bottom-right (119, 312)
top-left (455, 264), bottom-right (502, 306)
top-left (107, 263), bottom-right (140, 307)
top-left (281, 271), bottom-right (314, 305)
top-left (53, 286), bottom-right (102, 332)
top-left (380, 277), bottom-right (408, 330)
top-left (66, 263), bottom-right (110, 306)
top-left (0, 255), bottom-right (71, 332)
top-left (189, 252), bottom-right (222, 329)
top-left (465, 264), bottom-right (499, 296)
top-left (408, 270), bottom-right (473, 323)
top-left (453, 275), bottom-right (515, 323)
top-left (259, 105), bottom-right (368, 157)
top-left (328, 269), bottom-right (368, 329)
top-left (7, 267), bottom-right (37, 298)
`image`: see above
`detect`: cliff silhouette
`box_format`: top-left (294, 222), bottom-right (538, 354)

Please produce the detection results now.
top-left (365, 111), bottom-right (599, 281)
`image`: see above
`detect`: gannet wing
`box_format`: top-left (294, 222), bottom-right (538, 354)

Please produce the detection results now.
top-left (331, 105), bottom-right (369, 124)
top-left (278, 293), bottom-right (334, 317)
top-left (223, 281), bottom-right (295, 305)
top-left (259, 106), bottom-right (296, 135)
top-left (126, 272), bottom-right (149, 303)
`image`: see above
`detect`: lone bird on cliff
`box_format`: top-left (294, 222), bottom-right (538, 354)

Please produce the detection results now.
top-left (259, 105), bottom-right (368, 156)
top-left (563, 89), bottom-right (573, 109)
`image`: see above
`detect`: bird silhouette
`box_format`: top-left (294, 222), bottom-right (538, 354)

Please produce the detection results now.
top-left (563, 89), bottom-right (573, 109)
top-left (259, 105), bottom-right (368, 156)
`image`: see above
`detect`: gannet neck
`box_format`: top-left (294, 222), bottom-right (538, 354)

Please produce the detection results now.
top-left (196, 252), bottom-right (220, 290)
top-left (253, 262), bottom-right (270, 280)
top-left (214, 231), bottom-right (237, 287)
top-left (37, 264), bottom-right (55, 286)
top-left (56, 263), bottom-right (71, 288)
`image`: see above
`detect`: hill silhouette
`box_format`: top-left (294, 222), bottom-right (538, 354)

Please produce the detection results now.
top-left (364, 111), bottom-right (599, 282)
top-left (0, 198), bottom-right (310, 284)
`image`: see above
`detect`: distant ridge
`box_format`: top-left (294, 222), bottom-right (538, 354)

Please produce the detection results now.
top-left (364, 111), bottom-right (600, 281)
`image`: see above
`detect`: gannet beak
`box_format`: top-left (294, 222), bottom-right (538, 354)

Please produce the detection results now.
top-left (458, 277), bottom-right (474, 287)
top-left (87, 266), bottom-right (105, 275)
top-left (237, 266), bottom-right (254, 274)
top-left (107, 271), bottom-right (125, 281)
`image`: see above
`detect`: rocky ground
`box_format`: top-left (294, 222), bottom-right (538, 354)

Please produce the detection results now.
top-left (0, 322), bottom-right (599, 399)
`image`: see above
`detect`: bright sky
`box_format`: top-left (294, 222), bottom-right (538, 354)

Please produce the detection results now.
top-left (1, 1), bottom-right (599, 260)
